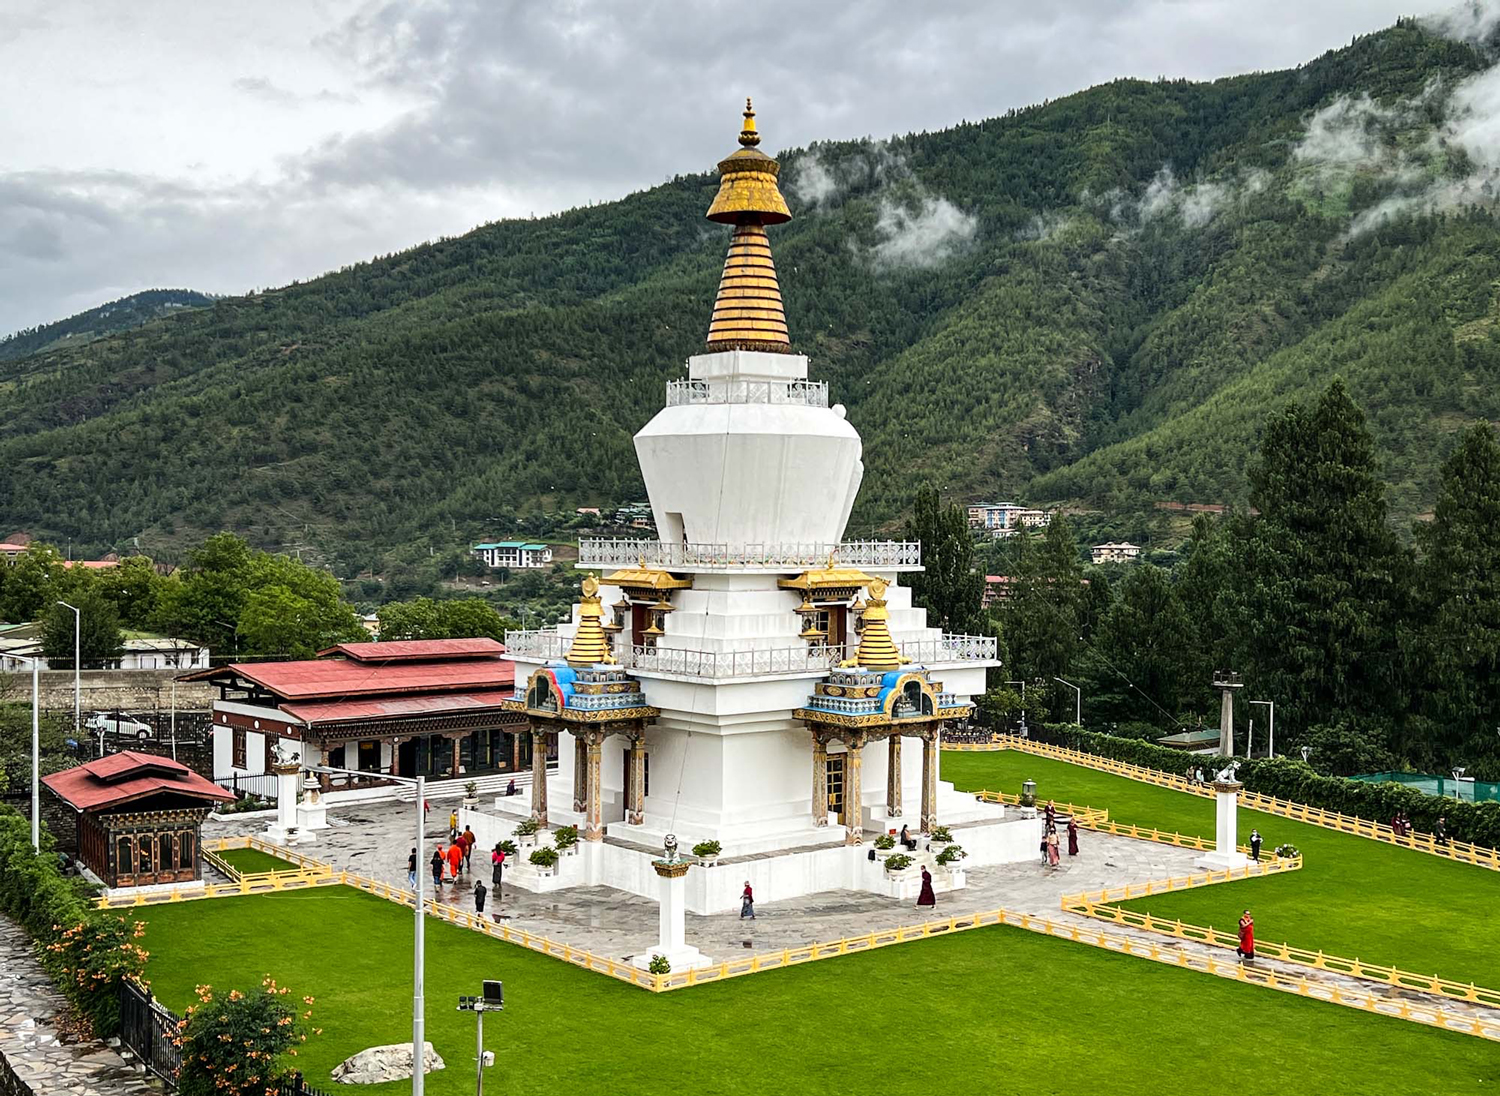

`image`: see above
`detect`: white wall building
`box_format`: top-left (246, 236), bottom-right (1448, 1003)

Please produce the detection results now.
top-left (473, 541), bottom-right (553, 569)
top-left (1091, 541), bottom-right (1144, 564)
top-left (967, 503), bottom-right (1051, 537)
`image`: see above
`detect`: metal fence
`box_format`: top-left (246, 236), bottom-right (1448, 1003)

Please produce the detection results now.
top-left (118, 980), bottom-right (182, 1084)
top-left (1350, 771), bottom-right (1500, 804)
top-left (213, 770), bottom-right (281, 803)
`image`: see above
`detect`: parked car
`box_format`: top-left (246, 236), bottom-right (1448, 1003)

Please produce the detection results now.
top-left (85, 713), bottom-right (154, 741)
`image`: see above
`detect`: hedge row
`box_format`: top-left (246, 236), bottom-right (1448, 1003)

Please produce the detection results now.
top-left (0, 810), bottom-right (145, 1037)
top-left (1024, 726), bottom-right (1500, 849)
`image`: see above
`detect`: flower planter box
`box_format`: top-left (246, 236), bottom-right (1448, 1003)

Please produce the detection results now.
top-left (559, 844), bottom-right (580, 857)
top-left (518, 834), bottom-right (538, 851)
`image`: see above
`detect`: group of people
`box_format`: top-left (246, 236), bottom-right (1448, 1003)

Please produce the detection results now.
top-left (402, 811), bottom-right (510, 920)
top-left (1390, 811), bottom-right (1448, 846)
top-left (1039, 801), bottom-right (1079, 868)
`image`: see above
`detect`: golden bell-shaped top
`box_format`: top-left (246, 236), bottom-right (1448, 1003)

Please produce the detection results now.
top-left (854, 577), bottom-right (901, 671)
top-left (566, 574), bottom-right (616, 667)
top-left (705, 99), bottom-right (793, 354)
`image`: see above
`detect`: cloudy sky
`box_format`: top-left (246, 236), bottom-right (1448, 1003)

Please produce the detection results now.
top-left (0, 0), bottom-right (1476, 337)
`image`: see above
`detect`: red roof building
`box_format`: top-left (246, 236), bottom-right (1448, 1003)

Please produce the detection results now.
top-left (185, 638), bottom-right (536, 794)
top-left (44, 752), bottom-right (232, 888)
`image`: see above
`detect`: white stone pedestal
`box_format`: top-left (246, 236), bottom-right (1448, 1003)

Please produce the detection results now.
top-left (265, 765), bottom-right (304, 845)
top-left (631, 859), bottom-right (713, 972)
top-left (1195, 780), bottom-right (1250, 871)
top-left (296, 777), bottom-right (327, 837)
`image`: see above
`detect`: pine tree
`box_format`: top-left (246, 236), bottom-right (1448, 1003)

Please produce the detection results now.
top-left (1000, 515), bottom-right (1084, 720)
top-left (902, 486), bottom-right (984, 633)
top-left (1080, 564), bottom-right (1192, 729)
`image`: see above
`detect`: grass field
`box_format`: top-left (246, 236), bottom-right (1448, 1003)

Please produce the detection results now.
top-left (214, 846), bottom-right (302, 874)
top-left (942, 750), bottom-right (1500, 987)
top-left (133, 887), bottom-right (1495, 1096)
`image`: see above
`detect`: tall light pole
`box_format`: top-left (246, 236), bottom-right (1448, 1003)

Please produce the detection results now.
top-left (57, 601), bottom-right (81, 743)
top-left (11, 655), bottom-right (42, 850)
top-left (1249, 699), bottom-right (1274, 759)
top-left (309, 763), bottom-right (426, 1094)
top-left (1054, 677), bottom-right (1082, 727)
top-left (1006, 680), bottom-right (1027, 733)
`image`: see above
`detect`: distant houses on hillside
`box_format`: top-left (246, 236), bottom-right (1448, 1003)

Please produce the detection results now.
top-left (1091, 542), bottom-right (1143, 565)
top-left (0, 624), bottom-right (210, 672)
top-left (966, 502), bottom-right (1050, 538)
top-left (472, 541), bottom-right (553, 570)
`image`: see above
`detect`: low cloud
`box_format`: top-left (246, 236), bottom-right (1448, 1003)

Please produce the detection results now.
top-left (1087, 165), bottom-right (1269, 233)
top-left (1422, 0), bottom-right (1500, 45)
top-left (869, 195), bottom-right (978, 270)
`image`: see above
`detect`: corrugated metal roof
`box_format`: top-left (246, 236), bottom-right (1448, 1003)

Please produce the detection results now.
top-left (281, 688), bottom-right (520, 725)
top-left (191, 655), bottom-right (515, 700)
top-left (44, 752), bottom-right (233, 811)
top-left (315, 638), bottom-right (506, 662)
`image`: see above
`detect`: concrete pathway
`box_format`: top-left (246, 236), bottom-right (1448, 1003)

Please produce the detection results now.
top-left (0, 916), bottom-right (159, 1096)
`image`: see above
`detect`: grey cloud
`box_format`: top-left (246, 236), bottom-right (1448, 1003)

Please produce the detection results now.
top-left (233, 76), bottom-right (359, 106)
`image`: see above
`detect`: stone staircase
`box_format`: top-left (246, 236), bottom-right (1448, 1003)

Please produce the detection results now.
top-left (395, 769), bottom-right (536, 803)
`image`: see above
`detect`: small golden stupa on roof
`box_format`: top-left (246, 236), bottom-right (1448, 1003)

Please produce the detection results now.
top-left (705, 99), bottom-right (793, 354)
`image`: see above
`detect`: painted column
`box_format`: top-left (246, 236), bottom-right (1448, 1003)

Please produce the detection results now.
top-left (627, 733), bottom-right (647, 825)
top-left (811, 733), bottom-right (828, 826)
top-left (886, 735), bottom-right (903, 817)
top-left (920, 730), bottom-right (939, 834)
top-left (1219, 689), bottom-right (1235, 757)
top-left (843, 733), bottom-right (865, 845)
top-left (389, 738), bottom-right (403, 778)
top-left (583, 730), bottom-right (605, 841)
top-left (449, 735), bottom-right (462, 778)
top-left (573, 735), bottom-right (587, 813)
top-left (630, 858), bottom-right (709, 972)
top-left (1195, 779), bottom-right (1249, 871)
top-left (265, 762), bottom-right (301, 845)
top-left (530, 728), bottom-right (549, 825)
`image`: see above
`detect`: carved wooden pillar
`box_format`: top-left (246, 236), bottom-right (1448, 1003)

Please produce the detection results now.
top-left (583, 730), bottom-right (607, 840)
top-left (450, 735), bottom-right (462, 778)
top-left (572, 735), bottom-right (587, 812)
top-left (810, 731), bottom-right (829, 826)
top-left (886, 734), bottom-right (903, 817)
top-left (511, 729), bottom-right (521, 772)
top-left (626, 732), bottom-right (647, 825)
top-left (530, 728), bottom-right (549, 825)
top-left (843, 732), bottom-right (866, 845)
top-left (921, 729), bottom-right (939, 833)
top-left (390, 737), bottom-right (405, 778)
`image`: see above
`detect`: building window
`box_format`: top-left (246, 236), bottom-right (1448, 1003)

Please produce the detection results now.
top-left (357, 740), bottom-right (379, 772)
top-left (232, 728), bottom-right (247, 769)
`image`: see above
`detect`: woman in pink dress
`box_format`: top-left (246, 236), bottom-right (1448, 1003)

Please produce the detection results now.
top-left (1046, 830), bottom-right (1060, 866)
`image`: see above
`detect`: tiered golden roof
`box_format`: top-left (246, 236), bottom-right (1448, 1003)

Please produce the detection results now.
top-left (565, 575), bottom-right (616, 667)
top-left (853, 578), bottom-right (903, 671)
top-left (705, 99), bottom-right (793, 354)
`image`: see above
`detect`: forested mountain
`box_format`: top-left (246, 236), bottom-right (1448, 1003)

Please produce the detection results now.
top-left (2, 20), bottom-right (1499, 572)
top-left (0, 289), bottom-right (215, 363)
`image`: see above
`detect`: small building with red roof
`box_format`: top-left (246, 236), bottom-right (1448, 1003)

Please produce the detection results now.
top-left (43, 751), bottom-right (233, 888)
top-left (184, 637), bottom-right (533, 796)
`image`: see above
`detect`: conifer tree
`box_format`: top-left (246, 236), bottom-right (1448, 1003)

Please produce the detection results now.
top-left (1000, 515), bottom-right (1084, 720)
top-left (903, 486), bottom-right (983, 634)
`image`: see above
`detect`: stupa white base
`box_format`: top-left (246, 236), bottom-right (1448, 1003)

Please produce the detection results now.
top-left (630, 945), bottom-right (715, 972)
top-left (1194, 851), bottom-right (1251, 871)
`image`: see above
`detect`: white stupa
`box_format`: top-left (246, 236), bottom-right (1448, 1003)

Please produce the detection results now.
top-left (486, 102), bottom-right (1038, 913)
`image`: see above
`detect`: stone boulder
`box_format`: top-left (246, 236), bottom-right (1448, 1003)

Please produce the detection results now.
top-left (332, 1042), bottom-right (445, 1085)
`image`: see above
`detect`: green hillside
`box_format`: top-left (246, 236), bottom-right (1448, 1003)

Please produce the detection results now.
top-left (1, 20), bottom-right (1497, 571)
top-left (0, 289), bottom-right (215, 363)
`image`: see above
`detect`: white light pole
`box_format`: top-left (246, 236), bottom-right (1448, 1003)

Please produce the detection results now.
top-left (309, 763), bottom-right (426, 1094)
top-left (11, 655), bottom-right (42, 850)
top-left (1006, 679), bottom-right (1027, 732)
top-left (1249, 699), bottom-right (1274, 759)
top-left (57, 601), bottom-right (80, 741)
top-left (1054, 677), bottom-right (1082, 727)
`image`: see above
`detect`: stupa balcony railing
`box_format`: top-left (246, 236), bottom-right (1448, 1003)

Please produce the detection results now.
top-left (625, 643), bottom-right (842, 679)
top-left (505, 629), bottom-right (571, 661)
top-left (665, 378), bottom-right (829, 408)
top-left (896, 633), bottom-right (999, 664)
top-left (577, 538), bottom-right (922, 572)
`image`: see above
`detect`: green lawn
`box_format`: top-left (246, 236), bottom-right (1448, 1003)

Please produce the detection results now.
top-left (943, 750), bottom-right (1500, 986)
top-left (133, 888), bottom-right (1495, 1096)
top-left (214, 846), bottom-right (302, 874)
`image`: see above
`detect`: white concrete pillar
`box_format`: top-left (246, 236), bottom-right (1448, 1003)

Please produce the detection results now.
top-left (632, 858), bottom-right (712, 972)
top-left (1195, 780), bottom-right (1249, 871)
top-left (265, 763), bottom-right (302, 845)
top-left (296, 775), bottom-right (327, 835)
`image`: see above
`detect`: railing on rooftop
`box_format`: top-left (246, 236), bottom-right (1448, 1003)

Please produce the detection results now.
top-left (898, 634), bottom-right (999, 664)
top-left (504, 629), bottom-right (570, 661)
top-left (665, 379), bottom-right (830, 408)
top-left (577, 538), bottom-right (922, 571)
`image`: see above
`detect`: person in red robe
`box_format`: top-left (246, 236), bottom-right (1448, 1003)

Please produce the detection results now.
top-left (1236, 910), bottom-right (1255, 961)
top-left (916, 866), bottom-right (936, 907)
top-left (1066, 818), bottom-right (1079, 856)
top-left (446, 840), bottom-right (464, 881)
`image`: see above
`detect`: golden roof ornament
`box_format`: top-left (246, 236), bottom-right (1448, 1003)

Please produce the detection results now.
top-left (705, 98), bottom-right (793, 354)
top-left (854, 577), bottom-right (902, 671)
top-left (565, 574), bottom-right (616, 666)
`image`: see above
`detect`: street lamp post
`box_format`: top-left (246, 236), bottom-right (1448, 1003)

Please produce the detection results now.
top-left (9, 655), bottom-right (42, 850)
top-left (1249, 699), bottom-right (1274, 759)
top-left (309, 763), bottom-right (427, 1095)
top-left (57, 601), bottom-right (80, 741)
top-left (1005, 680), bottom-right (1027, 734)
top-left (456, 981), bottom-right (502, 1096)
top-left (1054, 677), bottom-right (1082, 727)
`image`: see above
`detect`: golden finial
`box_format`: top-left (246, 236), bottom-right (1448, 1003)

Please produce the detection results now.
top-left (566, 574), bottom-right (614, 666)
top-left (582, 574), bottom-right (600, 598)
top-left (869, 577), bottom-right (888, 602)
top-left (739, 98), bottom-right (760, 148)
top-left (854, 577), bottom-right (899, 671)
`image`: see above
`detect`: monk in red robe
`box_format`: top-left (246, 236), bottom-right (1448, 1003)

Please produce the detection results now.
top-left (1066, 818), bottom-right (1079, 856)
top-left (446, 840), bottom-right (464, 881)
top-left (1236, 910), bottom-right (1255, 961)
top-left (916, 866), bottom-right (936, 907)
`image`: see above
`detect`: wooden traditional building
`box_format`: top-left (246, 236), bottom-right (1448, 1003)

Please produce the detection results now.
top-left (43, 752), bottom-right (232, 888)
top-left (186, 638), bottom-right (535, 793)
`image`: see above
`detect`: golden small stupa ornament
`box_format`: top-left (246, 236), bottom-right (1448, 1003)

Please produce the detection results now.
top-left (565, 574), bottom-right (616, 666)
top-left (854, 577), bottom-right (902, 671)
top-left (705, 98), bottom-right (793, 354)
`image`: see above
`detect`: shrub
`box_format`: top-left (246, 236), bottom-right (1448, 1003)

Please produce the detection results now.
top-left (1274, 843), bottom-right (1300, 859)
top-left (553, 825), bottom-right (579, 850)
top-left (513, 817), bottom-right (540, 837)
top-left (529, 846), bottom-right (559, 868)
top-left (929, 825), bottom-right (953, 842)
top-left (175, 976), bottom-right (315, 1096)
top-left (936, 843), bottom-right (966, 865)
top-left (463, 781), bottom-right (479, 798)
top-left (883, 854), bottom-right (913, 872)
top-left (647, 954), bottom-right (671, 975)
top-left (497, 840), bottom-right (518, 857)
top-left (873, 834), bottom-right (895, 850)
top-left (692, 840), bottom-right (722, 859)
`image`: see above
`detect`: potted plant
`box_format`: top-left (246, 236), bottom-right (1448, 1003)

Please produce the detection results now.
top-left (498, 839), bottom-right (519, 858)
top-left (929, 825), bottom-right (953, 853)
top-left (935, 843), bottom-right (966, 867)
top-left (554, 825), bottom-right (580, 855)
top-left (872, 833), bottom-right (895, 860)
top-left (1274, 843), bottom-right (1300, 860)
top-left (692, 839), bottom-right (722, 867)
top-left (883, 853), bottom-right (913, 874)
top-left (529, 845), bottom-right (560, 876)
top-left (647, 953), bottom-right (671, 975)
top-left (514, 817), bottom-right (540, 850)
top-left (463, 780), bottom-right (479, 807)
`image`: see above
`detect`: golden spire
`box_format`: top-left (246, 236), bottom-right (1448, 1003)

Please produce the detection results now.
top-left (566, 575), bottom-right (616, 667)
top-left (705, 98), bottom-right (793, 354)
top-left (854, 577), bottom-right (902, 671)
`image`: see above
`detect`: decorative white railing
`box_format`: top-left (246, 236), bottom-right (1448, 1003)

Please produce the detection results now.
top-left (666, 379), bottom-right (829, 408)
top-left (807, 695), bottom-right (881, 715)
top-left (577, 539), bottom-right (922, 571)
top-left (504, 629), bottom-right (571, 660)
top-left (897, 634), bottom-right (999, 663)
top-left (625, 644), bottom-right (842, 679)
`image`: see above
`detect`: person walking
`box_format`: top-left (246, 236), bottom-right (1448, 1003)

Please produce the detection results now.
top-left (449, 810), bottom-right (459, 843)
top-left (916, 865), bottom-right (936, 907)
top-left (1249, 828), bottom-right (1262, 862)
top-left (407, 847), bottom-right (418, 889)
top-left (1044, 800), bottom-right (1057, 829)
top-left (446, 839), bottom-right (464, 881)
top-left (1236, 910), bottom-right (1255, 962)
top-left (1066, 818), bottom-right (1079, 857)
top-left (473, 879), bottom-right (488, 915)
top-left (461, 826), bottom-right (476, 872)
top-left (740, 881), bottom-right (756, 920)
top-left (430, 846), bottom-right (444, 891)
top-left (1039, 829), bottom-right (1050, 865)
top-left (1046, 830), bottom-right (1060, 867)
top-left (490, 843), bottom-right (506, 905)
top-left (1435, 816), bottom-right (1450, 847)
